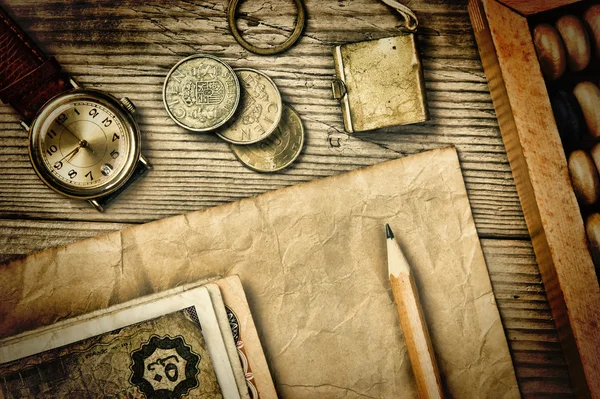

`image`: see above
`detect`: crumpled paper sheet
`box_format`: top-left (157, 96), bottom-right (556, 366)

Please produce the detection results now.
top-left (0, 147), bottom-right (520, 398)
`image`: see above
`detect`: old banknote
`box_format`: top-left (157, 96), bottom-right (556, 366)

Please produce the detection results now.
top-left (206, 283), bottom-right (249, 399)
top-left (0, 285), bottom-right (242, 399)
top-left (215, 277), bottom-right (277, 399)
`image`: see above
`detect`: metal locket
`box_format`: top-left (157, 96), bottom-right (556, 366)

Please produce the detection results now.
top-left (331, 0), bottom-right (429, 133)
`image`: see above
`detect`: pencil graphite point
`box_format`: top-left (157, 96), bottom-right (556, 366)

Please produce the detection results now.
top-left (385, 224), bottom-right (394, 239)
top-left (386, 224), bottom-right (410, 277)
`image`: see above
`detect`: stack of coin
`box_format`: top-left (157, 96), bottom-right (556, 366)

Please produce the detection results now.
top-left (163, 55), bottom-right (304, 173)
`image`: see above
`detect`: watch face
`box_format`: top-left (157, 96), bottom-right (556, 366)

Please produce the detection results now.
top-left (29, 90), bottom-right (140, 199)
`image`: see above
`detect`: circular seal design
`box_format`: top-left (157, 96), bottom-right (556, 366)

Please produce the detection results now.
top-left (231, 104), bottom-right (304, 172)
top-left (163, 54), bottom-right (240, 132)
top-left (130, 335), bottom-right (200, 399)
top-left (217, 68), bottom-right (282, 145)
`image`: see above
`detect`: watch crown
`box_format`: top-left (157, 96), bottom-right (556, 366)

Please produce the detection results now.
top-left (120, 97), bottom-right (136, 114)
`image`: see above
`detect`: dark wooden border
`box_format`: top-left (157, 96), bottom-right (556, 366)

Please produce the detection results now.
top-left (498, 0), bottom-right (582, 15)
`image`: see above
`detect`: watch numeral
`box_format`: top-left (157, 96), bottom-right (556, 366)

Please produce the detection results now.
top-left (112, 133), bottom-right (120, 142)
top-left (57, 113), bottom-right (68, 124)
top-left (47, 129), bottom-right (57, 139)
top-left (102, 117), bottom-right (112, 127)
top-left (89, 109), bottom-right (99, 118)
top-left (85, 171), bottom-right (93, 181)
top-left (53, 161), bottom-right (63, 170)
top-left (46, 145), bottom-right (58, 156)
top-left (110, 149), bottom-right (119, 159)
top-left (74, 108), bottom-right (80, 115)
top-left (68, 169), bottom-right (77, 179)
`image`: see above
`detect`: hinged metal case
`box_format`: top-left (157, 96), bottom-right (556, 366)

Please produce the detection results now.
top-left (332, 35), bottom-right (429, 133)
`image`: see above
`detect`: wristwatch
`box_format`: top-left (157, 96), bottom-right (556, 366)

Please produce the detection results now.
top-left (0, 5), bottom-right (151, 212)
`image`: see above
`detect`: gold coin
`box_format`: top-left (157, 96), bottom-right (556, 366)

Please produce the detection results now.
top-left (217, 68), bottom-right (282, 144)
top-left (231, 104), bottom-right (304, 172)
top-left (163, 54), bottom-right (240, 132)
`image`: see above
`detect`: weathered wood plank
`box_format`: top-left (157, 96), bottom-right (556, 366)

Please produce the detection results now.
top-left (0, 0), bottom-right (528, 237)
top-left (484, 239), bottom-right (574, 397)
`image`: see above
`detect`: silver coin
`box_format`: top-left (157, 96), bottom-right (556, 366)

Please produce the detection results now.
top-left (217, 68), bottom-right (282, 145)
top-left (231, 104), bottom-right (304, 172)
top-left (163, 54), bottom-right (240, 132)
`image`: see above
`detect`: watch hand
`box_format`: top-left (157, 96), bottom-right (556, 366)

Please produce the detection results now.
top-left (66, 147), bottom-right (81, 162)
top-left (56, 143), bottom-right (83, 165)
top-left (82, 141), bottom-right (96, 155)
top-left (61, 124), bottom-right (84, 143)
top-left (63, 124), bottom-right (98, 155)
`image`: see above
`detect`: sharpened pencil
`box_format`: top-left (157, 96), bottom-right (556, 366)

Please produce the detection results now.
top-left (386, 224), bottom-right (444, 399)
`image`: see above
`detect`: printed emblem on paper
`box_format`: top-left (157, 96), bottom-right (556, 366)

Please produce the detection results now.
top-left (130, 335), bottom-right (200, 399)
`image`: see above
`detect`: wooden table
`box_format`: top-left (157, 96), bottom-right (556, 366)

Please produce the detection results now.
top-left (0, 0), bottom-right (574, 397)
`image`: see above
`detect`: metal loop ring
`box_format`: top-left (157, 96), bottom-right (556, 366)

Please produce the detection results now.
top-left (227, 0), bottom-right (307, 55)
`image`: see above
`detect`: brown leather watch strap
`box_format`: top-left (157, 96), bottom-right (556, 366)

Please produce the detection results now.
top-left (0, 6), bottom-right (73, 122)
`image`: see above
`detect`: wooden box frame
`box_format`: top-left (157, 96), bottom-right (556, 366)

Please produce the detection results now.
top-left (468, 0), bottom-right (600, 397)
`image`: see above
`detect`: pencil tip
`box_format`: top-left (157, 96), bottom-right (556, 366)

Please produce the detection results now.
top-left (385, 224), bottom-right (394, 239)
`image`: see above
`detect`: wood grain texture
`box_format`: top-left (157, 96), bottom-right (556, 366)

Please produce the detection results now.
top-left (0, 0), bottom-right (528, 237)
top-left (476, 0), bottom-right (600, 396)
top-left (0, 0), bottom-right (572, 397)
top-left (498, 0), bottom-right (582, 15)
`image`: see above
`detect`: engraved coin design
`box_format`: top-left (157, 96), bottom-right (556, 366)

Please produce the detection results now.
top-left (217, 68), bottom-right (282, 144)
top-left (163, 54), bottom-right (240, 132)
top-left (231, 104), bottom-right (304, 172)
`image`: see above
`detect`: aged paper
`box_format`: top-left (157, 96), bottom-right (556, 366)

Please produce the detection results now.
top-left (0, 285), bottom-right (242, 399)
top-left (0, 147), bottom-right (520, 398)
top-left (0, 307), bottom-right (225, 398)
top-left (215, 277), bottom-right (278, 399)
top-left (205, 283), bottom-right (251, 399)
top-left (0, 277), bottom-right (275, 399)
